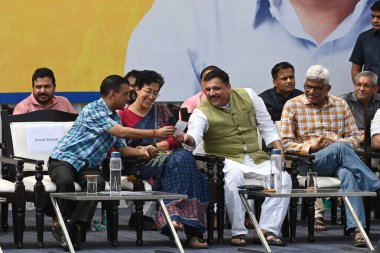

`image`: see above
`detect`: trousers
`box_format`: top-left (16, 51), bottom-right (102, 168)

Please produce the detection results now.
top-left (224, 155), bottom-right (291, 236)
top-left (47, 157), bottom-right (106, 225)
top-left (306, 142), bottom-right (380, 230)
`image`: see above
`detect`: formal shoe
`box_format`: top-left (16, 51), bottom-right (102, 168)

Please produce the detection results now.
top-left (128, 213), bottom-right (158, 231)
top-left (65, 219), bottom-right (81, 250)
top-left (51, 223), bottom-right (68, 249)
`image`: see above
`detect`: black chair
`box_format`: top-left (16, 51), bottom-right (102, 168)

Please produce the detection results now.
top-left (166, 103), bottom-right (226, 243)
top-left (0, 109), bottom-right (79, 247)
top-left (356, 108), bottom-right (380, 231)
top-left (0, 156), bottom-right (26, 248)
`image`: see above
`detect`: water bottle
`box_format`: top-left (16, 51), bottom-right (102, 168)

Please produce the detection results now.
top-left (270, 149), bottom-right (283, 191)
top-left (110, 151), bottom-right (122, 195)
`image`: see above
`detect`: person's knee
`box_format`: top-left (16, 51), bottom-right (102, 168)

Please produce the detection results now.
top-left (329, 141), bottom-right (353, 154)
top-left (224, 169), bottom-right (244, 185)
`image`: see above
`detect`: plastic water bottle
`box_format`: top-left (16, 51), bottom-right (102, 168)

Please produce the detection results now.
top-left (109, 151), bottom-right (122, 195)
top-left (270, 149), bottom-right (283, 191)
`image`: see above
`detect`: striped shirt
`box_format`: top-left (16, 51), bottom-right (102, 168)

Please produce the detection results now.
top-left (51, 98), bottom-right (127, 171)
top-left (281, 94), bottom-right (359, 154)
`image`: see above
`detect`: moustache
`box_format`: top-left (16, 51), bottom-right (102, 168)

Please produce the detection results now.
top-left (38, 93), bottom-right (48, 97)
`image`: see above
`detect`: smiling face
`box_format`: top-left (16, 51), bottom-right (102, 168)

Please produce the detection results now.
top-left (135, 82), bottom-right (160, 109)
top-left (32, 77), bottom-right (56, 105)
top-left (203, 77), bottom-right (231, 107)
top-left (273, 67), bottom-right (296, 97)
top-left (354, 76), bottom-right (378, 105)
top-left (304, 79), bottom-right (331, 108)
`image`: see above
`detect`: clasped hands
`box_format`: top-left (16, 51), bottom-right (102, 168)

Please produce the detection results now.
top-left (310, 136), bottom-right (336, 153)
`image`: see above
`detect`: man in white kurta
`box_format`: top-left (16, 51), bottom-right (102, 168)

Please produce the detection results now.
top-left (176, 69), bottom-right (291, 246)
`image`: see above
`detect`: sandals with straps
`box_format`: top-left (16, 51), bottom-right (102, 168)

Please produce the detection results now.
top-left (353, 229), bottom-right (367, 248)
top-left (186, 235), bottom-right (208, 249)
top-left (253, 231), bottom-right (286, 247)
top-left (314, 217), bottom-right (326, 231)
top-left (231, 234), bottom-right (246, 246)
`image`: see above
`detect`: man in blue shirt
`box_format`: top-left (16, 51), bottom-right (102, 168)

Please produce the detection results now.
top-left (259, 62), bottom-right (303, 121)
top-left (350, 1), bottom-right (380, 88)
top-left (48, 75), bottom-right (175, 249)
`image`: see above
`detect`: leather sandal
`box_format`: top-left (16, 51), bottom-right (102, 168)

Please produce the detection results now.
top-left (231, 234), bottom-right (246, 246)
top-left (353, 229), bottom-right (367, 248)
top-left (253, 231), bottom-right (286, 247)
top-left (314, 217), bottom-right (326, 231)
top-left (186, 236), bottom-right (208, 249)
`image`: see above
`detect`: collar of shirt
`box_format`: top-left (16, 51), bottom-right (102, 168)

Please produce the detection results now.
top-left (30, 93), bottom-right (58, 107)
top-left (253, 0), bottom-right (370, 46)
top-left (301, 93), bottom-right (334, 109)
top-left (349, 92), bottom-right (380, 104)
top-left (99, 97), bottom-right (118, 117)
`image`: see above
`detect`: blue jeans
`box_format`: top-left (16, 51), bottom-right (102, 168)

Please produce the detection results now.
top-left (301, 142), bottom-right (380, 230)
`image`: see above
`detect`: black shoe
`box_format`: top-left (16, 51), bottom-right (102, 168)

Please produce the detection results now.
top-left (65, 219), bottom-right (81, 250)
top-left (51, 224), bottom-right (68, 249)
top-left (128, 213), bottom-right (157, 231)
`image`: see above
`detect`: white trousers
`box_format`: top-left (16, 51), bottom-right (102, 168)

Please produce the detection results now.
top-left (223, 156), bottom-right (291, 236)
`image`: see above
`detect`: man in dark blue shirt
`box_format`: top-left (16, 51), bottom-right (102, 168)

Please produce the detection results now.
top-left (350, 1), bottom-right (380, 88)
top-left (259, 62), bottom-right (303, 121)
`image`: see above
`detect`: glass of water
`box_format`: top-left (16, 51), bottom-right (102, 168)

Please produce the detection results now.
top-left (86, 175), bottom-right (98, 195)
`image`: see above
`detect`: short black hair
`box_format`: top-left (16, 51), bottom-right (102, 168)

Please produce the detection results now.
top-left (125, 69), bottom-right (140, 81)
top-left (32, 67), bottom-right (56, 86)
top-left (135, 70), bottom-right (164, 90)
top-left (100, 75), bottom-right (128, 97)
top-left (371, 1), bottom-right (380, 11)
top-left (271, 62), bottom-right (294, 79)
top-left (203, 69), bottom-right (229, 84)
top-left (200, 65), bottom-right (221, 80)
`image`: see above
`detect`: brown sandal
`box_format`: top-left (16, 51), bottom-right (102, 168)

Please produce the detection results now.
top-left (231, 234), bottom-right (246, 246)
top-left (186, 236), bottom-right (208, 249)
top-left (253, 231), bottom-right (286, 246)
top-left (353, 229), bottom-right (367, 248)
top-left (314, 217), bottom-right (326, 231)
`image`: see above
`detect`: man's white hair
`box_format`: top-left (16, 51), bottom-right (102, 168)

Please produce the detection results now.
top-left (305, 65), bottom-right (330, 85)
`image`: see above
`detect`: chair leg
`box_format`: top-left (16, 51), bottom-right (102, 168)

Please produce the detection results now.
top-left (364, 196), bottom-right (371, 235)
top-left (307, 198), bottom-right (315, 242)
top-left (289, 197), bottom-right (298, 243)
top-left (206, 202), bottom-right (215, 244)
top-left (12, 203), bottom-right (24, 249)
top-left (35, 205), bottom-right (44, 248)
top-left (1, 202), bottom-right (9, 231)
top-left (281, 213), bottom-right (289, 238)
top-left (331, 197), bottom-right (337, 225)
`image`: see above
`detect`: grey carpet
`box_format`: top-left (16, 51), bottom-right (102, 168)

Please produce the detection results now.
top-left (1, 206), bottom-right (380, 253)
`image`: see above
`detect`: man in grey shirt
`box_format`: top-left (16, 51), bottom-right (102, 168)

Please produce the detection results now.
top-left (340, 71), bottom-right (380, 143)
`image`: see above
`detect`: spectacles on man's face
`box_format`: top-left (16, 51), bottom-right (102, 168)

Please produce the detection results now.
top-left (304, 84), bottom-right (327, 92)
top-left (355, 82), bottom-right (376, 89)
top-left (141, 88), bottom-right (160, 97)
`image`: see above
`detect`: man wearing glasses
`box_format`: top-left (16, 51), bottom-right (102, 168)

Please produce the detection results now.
top-left (281, 65), bottom-right (380, 248)
top-left (340, 71), bottom-right (380, 143)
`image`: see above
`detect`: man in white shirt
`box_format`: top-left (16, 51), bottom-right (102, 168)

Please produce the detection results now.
top-left (125, 0), bottom-right (375, 101)
top-left (175, 69), bottom-right (291, 247)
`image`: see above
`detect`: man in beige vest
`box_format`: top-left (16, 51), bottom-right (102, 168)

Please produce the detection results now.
top-left (175, 69), bottom-right (291, 247)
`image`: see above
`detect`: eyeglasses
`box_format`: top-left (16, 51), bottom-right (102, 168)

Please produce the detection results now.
top-left (304, 84), bottom-right (327, 92)
top-left (141, 88), bottom-right (160, 97)
top-left (355, 83), bottom-right (375, 89)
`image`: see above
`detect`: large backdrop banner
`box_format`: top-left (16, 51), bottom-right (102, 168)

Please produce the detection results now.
top-left (0, 0), bottom-right (153, 103)
top-left (0, 0), bottom-right (376, 103)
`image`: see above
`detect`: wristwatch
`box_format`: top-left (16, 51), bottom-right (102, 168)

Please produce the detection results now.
top-left (151, 143), bottom-right (157, 148)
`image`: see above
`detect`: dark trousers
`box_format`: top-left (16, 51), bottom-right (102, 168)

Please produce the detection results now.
top-left (46, 157), bottom-right (105, 225)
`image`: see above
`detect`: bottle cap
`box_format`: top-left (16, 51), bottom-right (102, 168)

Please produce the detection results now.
top-left (111, 151), bottom-right (121, 158)
top-left (271, 149), bottom-right (281, 155)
